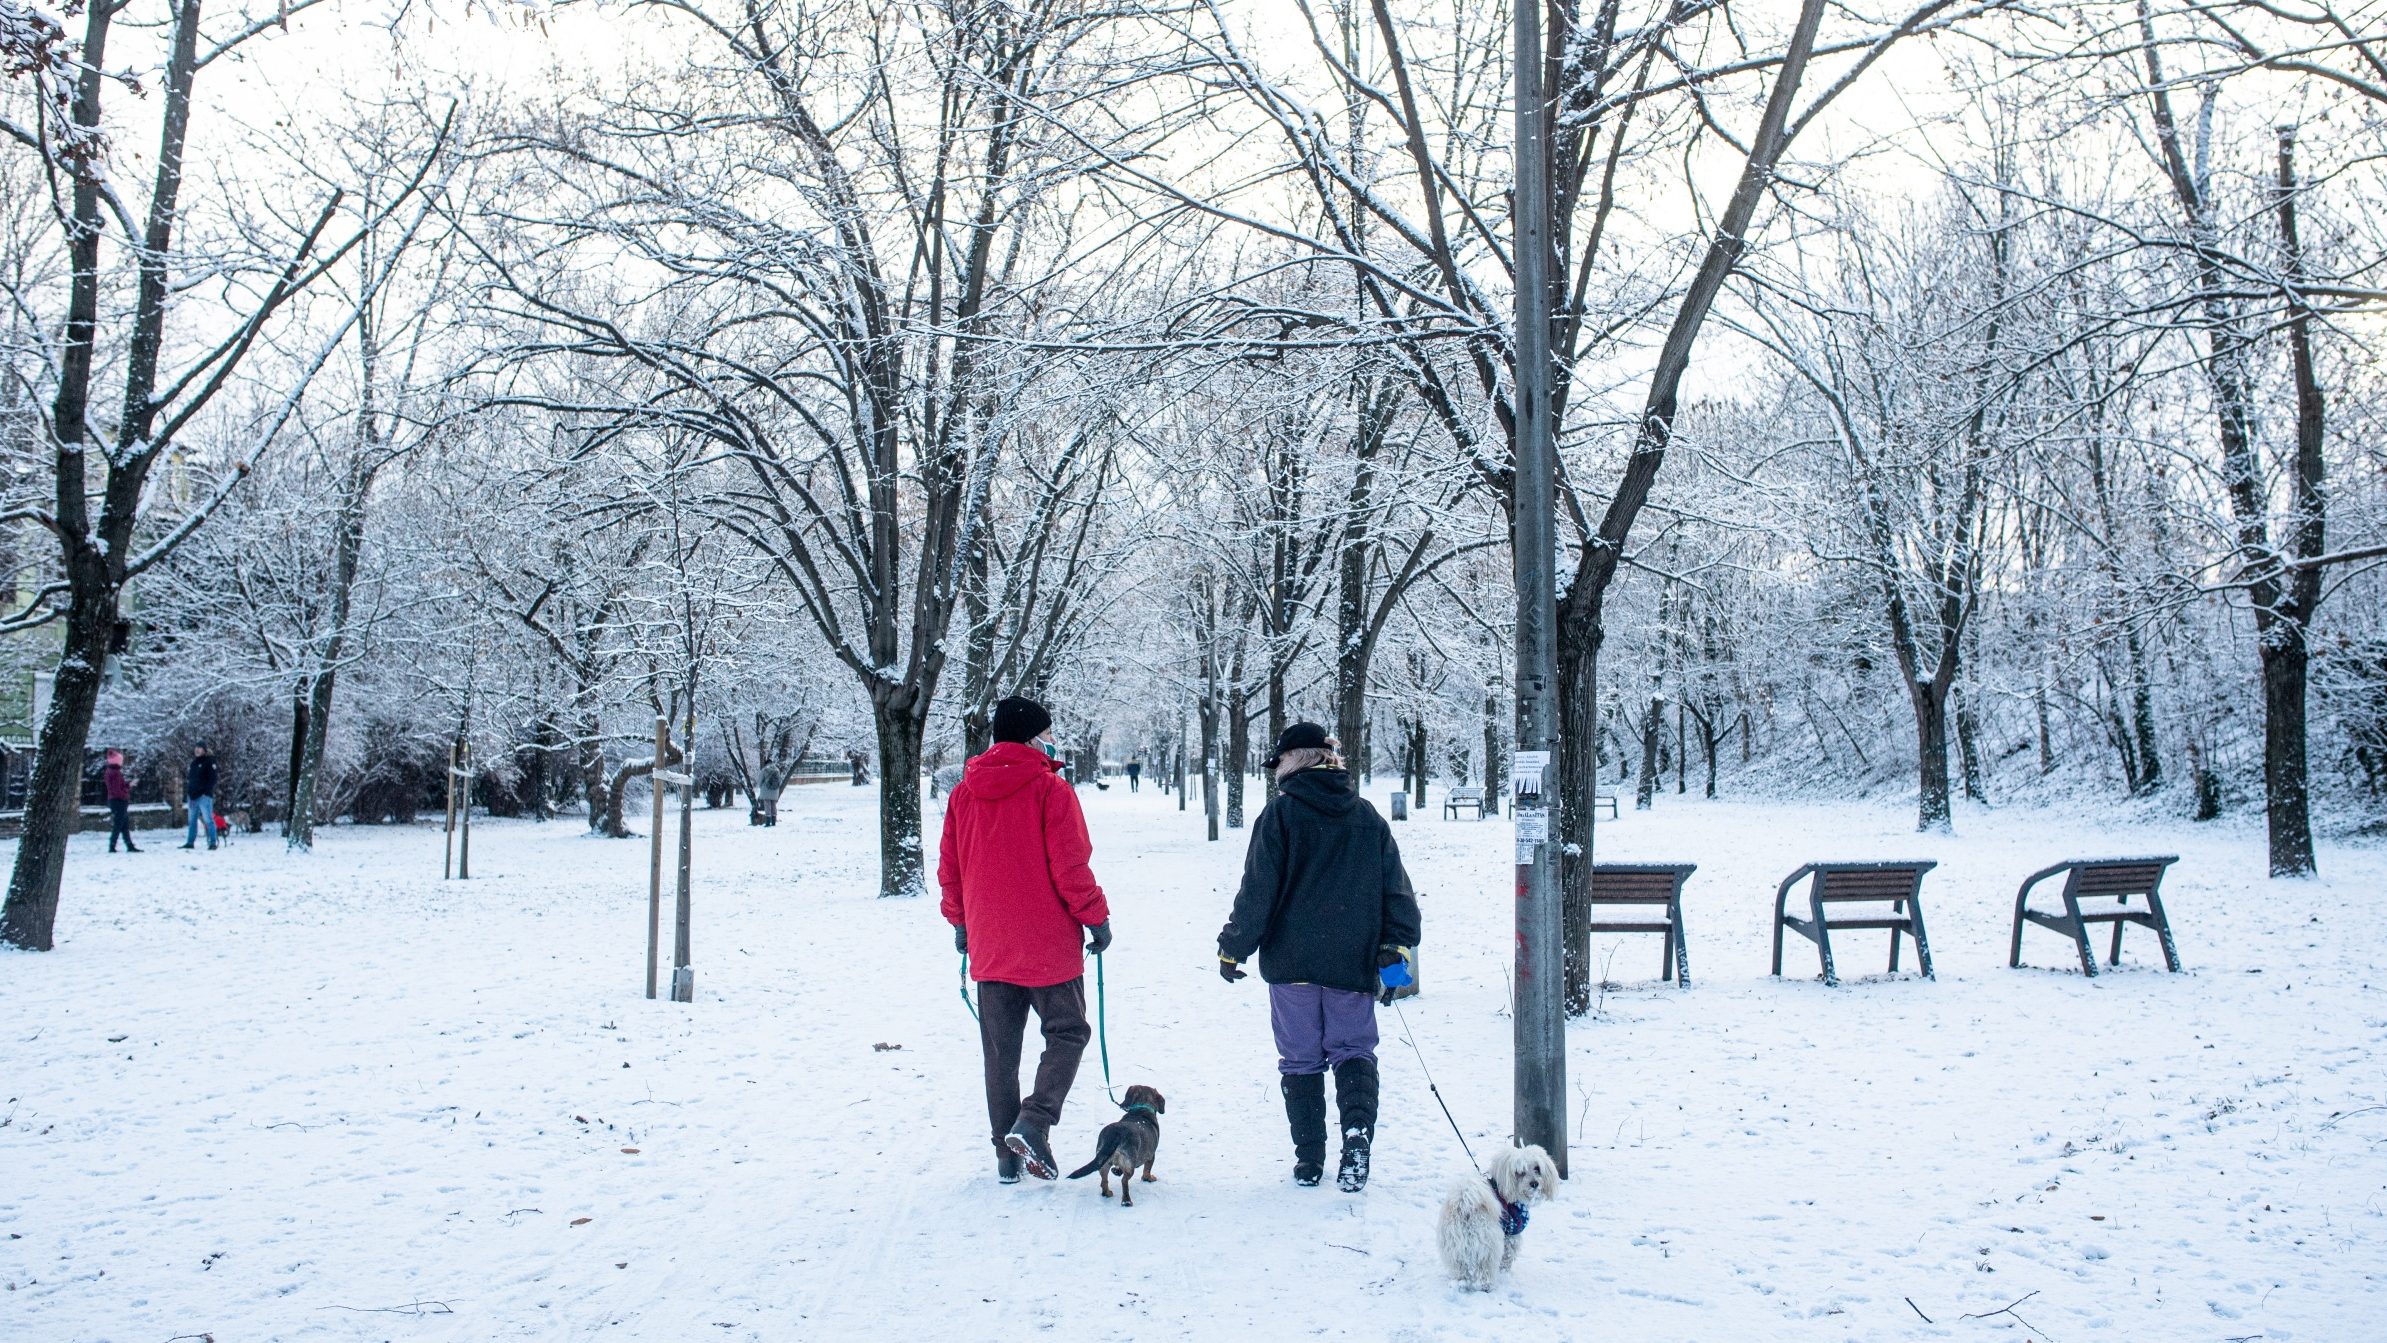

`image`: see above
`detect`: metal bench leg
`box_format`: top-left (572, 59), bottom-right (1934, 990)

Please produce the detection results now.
top-left (1672, 898), bottom-right (1691, 990)
top-left (2109, 897), bottom-right (2129, 967)
top-left (2062, 892), bottom-right (2096, 978)
top-left (1771, 892), bottom-right (1788, 978)
top-left (1660, 921), bottom-right (1675, 982)
top-left (1811, 889), bottom-right (1838, 987)
top-left (2009, 887), bottom-right (2030, 968)
top-left (2144, 890), bottom-right (2182, 972)
top-left (1888, 904), bottom-right (1903, 974)
top-left (1908, 894), bottom-right (1935, 981)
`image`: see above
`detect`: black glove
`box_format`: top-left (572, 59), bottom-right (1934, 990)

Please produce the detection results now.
top-left (953, 925), bottom-right (968, 954)
top-left (1376, 948), bottom-right (1404, 969)
top-left (1218, 956), bottom-right (1247, 983)
top-left (1085, 921), bottom-right (1112, 956)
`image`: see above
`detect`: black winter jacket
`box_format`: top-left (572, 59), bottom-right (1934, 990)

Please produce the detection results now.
top-left (186, 756), bottom-right (218, 799)
top-left (1217, 768), bottom-right (1421, 995)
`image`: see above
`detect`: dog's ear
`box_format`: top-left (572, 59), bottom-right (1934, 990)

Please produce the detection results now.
top-left (1154, 1092), bottom-right (1166, 1114)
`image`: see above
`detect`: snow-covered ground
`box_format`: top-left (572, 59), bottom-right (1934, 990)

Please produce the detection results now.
top-left (3, 781), bottom-right (2382, 1342)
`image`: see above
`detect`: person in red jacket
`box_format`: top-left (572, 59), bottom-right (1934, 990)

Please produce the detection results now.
top-left (940, 695), bottom-right (1112, 1183)
top-left (104, 749), bottom-right (140, 853)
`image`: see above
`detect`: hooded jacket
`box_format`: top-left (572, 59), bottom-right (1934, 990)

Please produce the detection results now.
top-left (1218, 768), bottom-right (1421, 995)
top-left (185, 754), bottom-right (217, 800)
top-left (939, 741), bottom-right (1109, 988)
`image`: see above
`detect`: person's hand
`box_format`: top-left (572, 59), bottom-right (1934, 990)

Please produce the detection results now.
top-left (1218, 956), bottom-right (1247, 984)
top-left (1376, 947), bottom-right (1405, 970)
top-left (1085, 921), bottom-right (1112, 956)
top-left (953, 925), bottom-right (968, 954)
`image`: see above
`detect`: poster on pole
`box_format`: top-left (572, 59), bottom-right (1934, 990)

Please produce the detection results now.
top-left (1511, 750), bottom-right (1549, 806)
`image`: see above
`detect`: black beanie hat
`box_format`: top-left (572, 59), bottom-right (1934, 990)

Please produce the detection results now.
top-left (1263, 721), bottom-right (1331, 768)
top-left (991, 696), bottom-right (1053, 745)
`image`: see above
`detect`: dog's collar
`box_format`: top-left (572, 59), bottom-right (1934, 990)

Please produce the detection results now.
top-left (1121, 1103), bottom-right (1157, 1117)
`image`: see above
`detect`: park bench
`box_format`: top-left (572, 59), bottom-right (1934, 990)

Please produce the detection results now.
top-left (1588, 863), bottom-right (1696, 988)
top-left (1443, 786), bottom-right (1487, 820)
top-left (1772, 860), bottom-right (1936, 987)
top-left (2008, 856), bottom-right (2182, 977)
top-left (1592, 793), bottom-right (1619, 821)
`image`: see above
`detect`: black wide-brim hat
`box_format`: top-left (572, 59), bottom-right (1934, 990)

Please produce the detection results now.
top-left (1263, 721), bottom-right (1331, 768)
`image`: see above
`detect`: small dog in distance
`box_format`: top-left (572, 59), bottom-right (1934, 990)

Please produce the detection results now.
top-left (1065, 1084), bottom-right (1166, 1206)
top-left (1438, 1143), bottom-right (1559, 1290)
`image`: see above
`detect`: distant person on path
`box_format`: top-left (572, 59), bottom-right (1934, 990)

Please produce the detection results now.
top-left (1217, 722), bottom-right (1420, 1192)
top-left (1126, 757), bottom-right (1142, 793)
top-left (940, 695), bottom-right (1112, 1184)
top-left (104, 749), bottom-right (139, 853)
top-left (181, 743), bottom-right (217, 851)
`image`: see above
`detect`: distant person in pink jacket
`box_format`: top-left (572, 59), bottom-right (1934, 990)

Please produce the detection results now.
top-left (104, 749), bottom-right (139, 853)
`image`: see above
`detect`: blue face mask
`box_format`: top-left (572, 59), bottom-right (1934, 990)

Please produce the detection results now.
top-left (1038, 739), bottom-right (1059, 760)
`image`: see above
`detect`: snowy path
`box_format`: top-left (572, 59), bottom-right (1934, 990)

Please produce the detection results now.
top-left (2, 784), bottom-right (2382, 1341)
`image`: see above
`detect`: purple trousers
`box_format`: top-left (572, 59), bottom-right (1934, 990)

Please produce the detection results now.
top-left (1269, 982), bottom-right (1378, 1075)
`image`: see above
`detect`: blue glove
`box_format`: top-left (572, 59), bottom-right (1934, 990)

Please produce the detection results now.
top-left (1377, 947), bottom-right (1412, 988)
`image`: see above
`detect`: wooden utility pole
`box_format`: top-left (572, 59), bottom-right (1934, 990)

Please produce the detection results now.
top-left (646, 715), bottom-right (667, 1001)
top-left (1511, 0), bottom-right (1568, 1175)
top-left (670, 693), bottom-right (696, 1003)
top-left (456, 741), bottom-right (472, 880)
top-left (443, 740), bottom-right (459, 880)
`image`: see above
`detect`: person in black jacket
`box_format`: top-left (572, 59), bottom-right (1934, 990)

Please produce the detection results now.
top-left (182, 743), bottom-right (218, 851)
top-left (1217, 722), bottom-right (1420, 1192)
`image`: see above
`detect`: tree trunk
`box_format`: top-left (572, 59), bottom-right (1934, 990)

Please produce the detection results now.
top-left (1955, 687), bottom-right (1986, 805)
top-left (1481, 686), bottom-right (1503, 817)
top-left (286, 671), bottom-right (338, 849)
top-left (2261, 636), bottom-right (2315, 875)
top-left (2034, 670), bottom-right (2055, 775)
top-left (283, 691), bottom-right (309, 834)
top-left (1556, 618), bottom-right (1600, 1017)
top-left (1266, 659), bottom-right (1287, 806)
top-left (1199, 693), bottom-right (1220, 842)
top-left (0, 594), bottom-right (113, 950)
top-left (1226, 692), bottom-right (1248, 828)
top-left (873, 702), bottom-right (927, 897)
top-left (1910, 682), bottom-right (1954, 833)
top-left (574, 707), bottom-right (610, 834)
top-left (1635, 697), bottom-right (1660, 810)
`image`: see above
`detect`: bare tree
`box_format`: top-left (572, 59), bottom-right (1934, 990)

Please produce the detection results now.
top-left (0, 0), bottom-right (438, 948)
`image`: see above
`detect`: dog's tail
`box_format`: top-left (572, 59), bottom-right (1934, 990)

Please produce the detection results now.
top-left (1066, 1128), bottom-right (1123, 1180)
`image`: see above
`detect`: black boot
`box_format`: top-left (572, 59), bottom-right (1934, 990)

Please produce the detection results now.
top-left (1003, 1117), bottom-right (1057, 1180)
top-left (1281, 1073), bottom-right (1326, 1186)
top-left (1333, 1057), bottom-right (1379, 1192)
top-left (995, 1145), bottom-right (1023, 1185)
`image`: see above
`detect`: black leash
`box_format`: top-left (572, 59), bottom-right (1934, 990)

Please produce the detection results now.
top-left (1390, 994), bottom-right (1481, 1176)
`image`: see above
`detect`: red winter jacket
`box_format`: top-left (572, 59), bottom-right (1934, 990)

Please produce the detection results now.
top-left (939, 742), bottom-right (1109, 988)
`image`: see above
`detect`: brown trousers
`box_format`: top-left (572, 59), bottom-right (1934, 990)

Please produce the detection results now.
top-left (976, 976), bottom-right (1091, 1146)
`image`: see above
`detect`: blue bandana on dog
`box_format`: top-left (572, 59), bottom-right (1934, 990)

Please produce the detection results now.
top-left (1492, 1179), bottom-right (1529, 1236)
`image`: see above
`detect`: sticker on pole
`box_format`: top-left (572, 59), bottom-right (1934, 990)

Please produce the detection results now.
top-left (1513, 806), bottom-right (1547, 864)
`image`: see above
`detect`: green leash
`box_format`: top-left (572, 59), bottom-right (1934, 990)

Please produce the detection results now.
top-left (1095, 949), bottom-right (1120, 1104)
top-left (959, 943), bottom-right (1119, 1106)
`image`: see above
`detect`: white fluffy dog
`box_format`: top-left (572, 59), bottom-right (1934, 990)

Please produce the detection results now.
top-left (1438, 1143), bottom-right (1560, 1291)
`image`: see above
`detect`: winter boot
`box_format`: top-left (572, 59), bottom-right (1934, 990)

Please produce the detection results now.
top-left (1281, 1072), bottom-right (1327, 1186)
top-left (995, 1146), bottom-right (1023, 1185)
top-left (1332, 1057), bottom-right (1380, 1192)
top-left (1003, 1117), bottom-right (1058, 1180)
